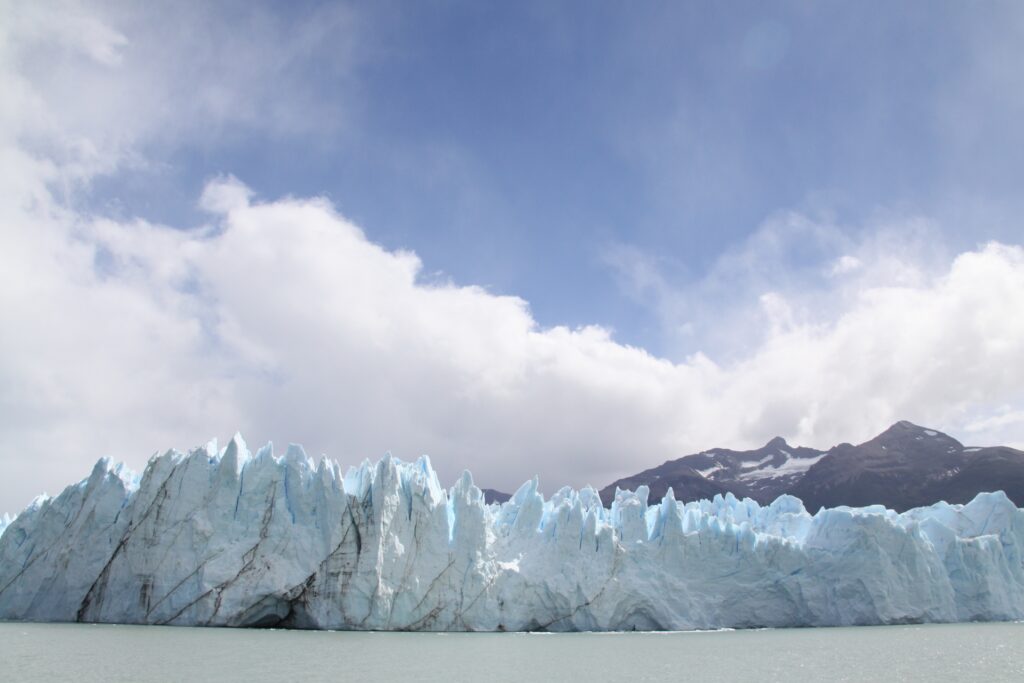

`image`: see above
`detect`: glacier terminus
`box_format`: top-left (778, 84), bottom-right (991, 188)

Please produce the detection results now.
top-left (1, 436), bottom-right (1023, 631)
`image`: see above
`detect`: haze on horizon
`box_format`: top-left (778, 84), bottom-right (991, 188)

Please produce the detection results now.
top-left (2, 1), bottom-right (1024, 514)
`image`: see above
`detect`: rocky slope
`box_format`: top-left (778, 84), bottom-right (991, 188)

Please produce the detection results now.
top-left (481, 488), bottom-right (511, 504)
top-left (600, 421), bottom-right (1024, 512)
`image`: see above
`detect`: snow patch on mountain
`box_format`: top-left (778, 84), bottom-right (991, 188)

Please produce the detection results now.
top-left (741, 455), bottom-right (774, 469)
top-left (695, 464), bottom-right (724, 478)
top-left (736, 451), bottom-right (827, 482)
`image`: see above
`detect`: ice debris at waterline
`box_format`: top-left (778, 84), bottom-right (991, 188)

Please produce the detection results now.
top-left (2, 437), bottom-right (1024, 631)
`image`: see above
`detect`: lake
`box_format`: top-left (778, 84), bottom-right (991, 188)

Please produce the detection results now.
top-left (1, 621), bottom-right (1022, 682)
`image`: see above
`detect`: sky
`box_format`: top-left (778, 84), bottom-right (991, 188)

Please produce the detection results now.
top-left (2, 1), bottom-right (1024, 513)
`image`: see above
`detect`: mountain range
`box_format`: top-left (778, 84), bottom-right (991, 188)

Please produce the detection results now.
top-left (586, 421), bottom-right (1024, 512)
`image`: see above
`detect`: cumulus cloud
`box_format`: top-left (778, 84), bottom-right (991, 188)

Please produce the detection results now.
top-left (5, 169), bottom-right (1024, 512)
top-left (3, 1), bottom-right (1024, 513)
top-left (603, 212), bottom-right (952, 361)
top-left (829, 254), bottom-right (862, 276)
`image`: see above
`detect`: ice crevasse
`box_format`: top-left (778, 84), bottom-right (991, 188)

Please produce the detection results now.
top-left (1, 435), bottom-right (1023, 631)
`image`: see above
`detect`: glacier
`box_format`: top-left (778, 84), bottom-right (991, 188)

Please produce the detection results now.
top-left (1, 435), bottom-right (1023, 631)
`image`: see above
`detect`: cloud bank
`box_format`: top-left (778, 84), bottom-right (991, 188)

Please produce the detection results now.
top-left (4, 169), bottom-right (1024, 511)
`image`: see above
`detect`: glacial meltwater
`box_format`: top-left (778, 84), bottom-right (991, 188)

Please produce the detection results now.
top-left (1, 621), bottom-right (1022, 682)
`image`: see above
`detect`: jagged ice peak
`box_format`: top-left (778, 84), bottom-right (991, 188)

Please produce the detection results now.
top-left (1, 434), bottom-right (1023, 631)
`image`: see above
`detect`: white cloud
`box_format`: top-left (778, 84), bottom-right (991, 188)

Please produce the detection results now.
top-left (829, 254), bottom-right (862, 276)
top-left (603, 212), bottom-right (952, 361)
top-left (5, 170), bottom-right (1024, 512)
top-left (963, 408), bottom-right (1024, 450)
top-left (199, 174), bottom-right (253, 214)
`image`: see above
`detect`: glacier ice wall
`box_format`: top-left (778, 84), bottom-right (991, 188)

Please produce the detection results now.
top-left (1, 436), bottom-right (1023, 631)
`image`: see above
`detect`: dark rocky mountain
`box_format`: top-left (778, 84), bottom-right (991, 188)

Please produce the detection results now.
top-left (600, 421), bottom-right (1024, 512)
top-left (599, 436), bottom-right (827, 507)
top-left (482, 488), bottom-right (511, 504)
top-left (790, 421), bottom-right (1024, 511)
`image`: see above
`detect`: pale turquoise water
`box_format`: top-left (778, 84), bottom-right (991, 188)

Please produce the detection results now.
top-left (1, 621), bottom-right (1022, 682)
